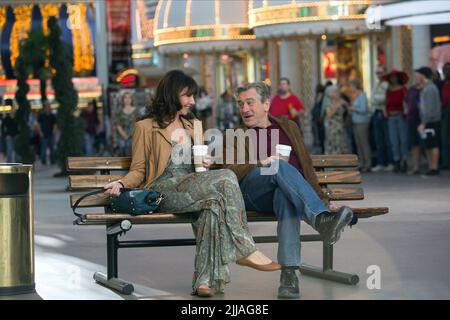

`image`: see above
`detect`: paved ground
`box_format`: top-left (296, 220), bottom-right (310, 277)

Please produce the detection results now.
top-left (1, 162), bottom-right (450, 300)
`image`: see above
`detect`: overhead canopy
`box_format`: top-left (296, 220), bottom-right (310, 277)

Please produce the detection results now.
top-left (248, 0), bottom-right (377, 38)
top-left (365, 0), bottom-right (450, 27)
top-left (153, 0), bottom-right (263, 53)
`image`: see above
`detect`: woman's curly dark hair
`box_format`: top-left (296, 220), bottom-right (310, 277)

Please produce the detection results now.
top-left (141, 70), bottom-right (198, 128)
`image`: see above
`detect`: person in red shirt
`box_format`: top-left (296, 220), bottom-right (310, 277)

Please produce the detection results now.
top-left (270, 77), bottom-right (305, 123)
top-left (382, 69), bottom-right (409, 173)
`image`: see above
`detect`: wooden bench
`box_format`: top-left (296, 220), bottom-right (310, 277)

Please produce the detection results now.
top-left (67, 154), bottom-right (388, 295)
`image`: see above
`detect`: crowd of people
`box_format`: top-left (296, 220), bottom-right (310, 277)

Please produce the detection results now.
top-left (1, 65), bottom-right (447, 298)
top-left (0, 94), bottom-right (140, 163)
top-left (1, 63), bottom-right (449, 176)
top-left (0, 99), bottom-right (58, 164)
top-left (310, 63), bottom-right (450, 175)
top-left (0, 99), bottom-right (106, 164)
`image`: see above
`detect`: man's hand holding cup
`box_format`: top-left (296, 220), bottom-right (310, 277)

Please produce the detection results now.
top-left (275, 144), bottom-right (292, 162)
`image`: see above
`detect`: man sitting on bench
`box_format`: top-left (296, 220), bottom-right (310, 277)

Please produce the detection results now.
top-left (217, 81), bottom-right (355, 298)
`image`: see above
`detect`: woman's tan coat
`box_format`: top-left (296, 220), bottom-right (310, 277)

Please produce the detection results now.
top-left (120, 117), bottom-right (194, 188)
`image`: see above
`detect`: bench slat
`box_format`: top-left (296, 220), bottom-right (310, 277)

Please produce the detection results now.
top-left (316, 171), bottom-right (361, 184)
top-left (70, 187), bottom-right (364, 208)
top-left (69, 170), bottom-right (361, 190)
top-left (76, 207), bottom-right (388, 224)
top-left (69, 174), bottom-right (126, 189)
top-left (322, 187), bottom-right (364, 200)
top-left (71, 192), bottom-right (112, 207)
top-left (67, 154), bottom-right (359, 172)
top-left (328, 205), bottom-right (389, 218)
top-left (67, 157), bottom-right (131, 171)
top-left (311, 154), bottom-right (359, 168)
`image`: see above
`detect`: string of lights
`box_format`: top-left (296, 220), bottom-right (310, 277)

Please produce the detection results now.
top-left (0, 7), bottom-right (6, 80)
top-left (10, 5), bottom-right (33, 70)
top-left (68, 4), bottom-right (95, 74)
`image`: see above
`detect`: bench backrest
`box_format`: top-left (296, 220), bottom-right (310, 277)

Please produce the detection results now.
top-left (67, 154), bottom-right (362, 210)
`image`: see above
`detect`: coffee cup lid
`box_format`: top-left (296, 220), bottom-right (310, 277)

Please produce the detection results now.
top-left (192, 145), bottom-right (208, 150)
top-left (276, 144), bottom-right (292, 151)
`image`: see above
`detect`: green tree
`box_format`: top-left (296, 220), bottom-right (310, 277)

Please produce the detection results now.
top-left (14, 53), bottom-right (34, 164)
top-left (14, 29), bottom-right (53, 164)
top-left (47, 16), bottom-right (84, 174)
top-left (26, 30), bottom-right (51, 104)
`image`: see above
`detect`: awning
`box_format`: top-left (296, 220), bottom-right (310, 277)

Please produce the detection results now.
top-left (137, 66), bottom-right (199, 78)
top-left (365, 0), bottom-right (450, 27)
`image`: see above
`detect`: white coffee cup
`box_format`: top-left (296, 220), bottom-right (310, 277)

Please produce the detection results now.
top-left (192, 145), bottom-right (208, 172)
top-left (275, 144), bottom-right (292, 161)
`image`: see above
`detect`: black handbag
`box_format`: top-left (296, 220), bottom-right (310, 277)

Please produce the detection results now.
top-left (73, 188), bottom-right (165, 218)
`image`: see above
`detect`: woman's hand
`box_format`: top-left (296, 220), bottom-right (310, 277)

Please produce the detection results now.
top-left (260, 155), bottom-right (280, 166)
top-left (104, 180), bottom-right (123, 197)
top-left (202, 155), bottom-right (212, 169)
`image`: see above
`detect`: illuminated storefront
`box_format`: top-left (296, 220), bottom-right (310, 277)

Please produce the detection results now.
top-left (0, 1), bottom-right (101, 108)
top-left (131, 0), bottom-right (162, 88)
top-left (146, 1), bottom-right (398, 107)
top-left (248, 0), bottom-right (393, 107)
top-left (366, 0), bottom-right (450, 74)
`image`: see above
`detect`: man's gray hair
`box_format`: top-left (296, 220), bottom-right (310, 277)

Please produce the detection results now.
top-left (235, 82), bottom-right (271, 103)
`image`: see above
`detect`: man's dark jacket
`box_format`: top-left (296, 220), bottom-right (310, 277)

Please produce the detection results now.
top-left (214, 115), bottom-right (329, 203)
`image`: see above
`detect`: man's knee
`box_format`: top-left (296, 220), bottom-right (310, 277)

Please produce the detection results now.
top-left (273, 160), bottom-right (299, 180)
top-left (251, 161), bottom-right (294, 185)
top-left (246, 166), bottom-right (277, 186)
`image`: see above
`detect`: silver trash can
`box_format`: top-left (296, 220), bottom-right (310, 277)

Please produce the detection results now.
top-left (0, 164), bottom-right (35, 295)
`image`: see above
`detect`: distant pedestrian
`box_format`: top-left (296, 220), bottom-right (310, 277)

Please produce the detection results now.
top-left (115, 93), bottom-right (139, 156)
top-left (382, 69), bottom-right (409, 173)
top-left (80, 100), bottom-right (100, 156)
top-left (1, 100), bottom-right (18, 163)
top-left (194, 87), bottom-right (214, 130)
top-left (347, 79), bottom-right (372, 172)
top-left (323, 86), bottom-right (348, 155)
top-left (438, 62), bottom-right (450, 169)
top-left (29, 110), bottom-right (41, 159)
top-left (37, 101), bottom-right (57, 165)
top-left (370, 67), bottom-right (394, 172)
top-left (216, 89), bottom-right (239, 130)
top-left (405, 73), bottom-right (422, 174)
top-left (270, 77), bottom-right (305, 124)
top-left (312, 81), bottom-right (332, 154)
top-left (340, 90), bottom-right (356, 154)
top-left (415, 67), bottom-right (442, 175)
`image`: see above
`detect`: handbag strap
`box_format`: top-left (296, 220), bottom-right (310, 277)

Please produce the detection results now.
top-left (72, 189), bottom-right (107, 218)
top-left (72, 188), bottom-right (164, 218)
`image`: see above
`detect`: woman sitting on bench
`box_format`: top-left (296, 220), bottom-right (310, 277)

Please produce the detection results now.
top-left (103, 70), bottom-right (280, 297)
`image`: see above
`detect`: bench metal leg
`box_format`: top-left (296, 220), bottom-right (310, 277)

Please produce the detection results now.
top-left (107, 233), bottom-right (119, 279)
top-left (93, 272), bottom-right (134, 295)
top-left (92, 227), bottom-right (135, 295)
top-left (299, 242), bottom-right (359, 285)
